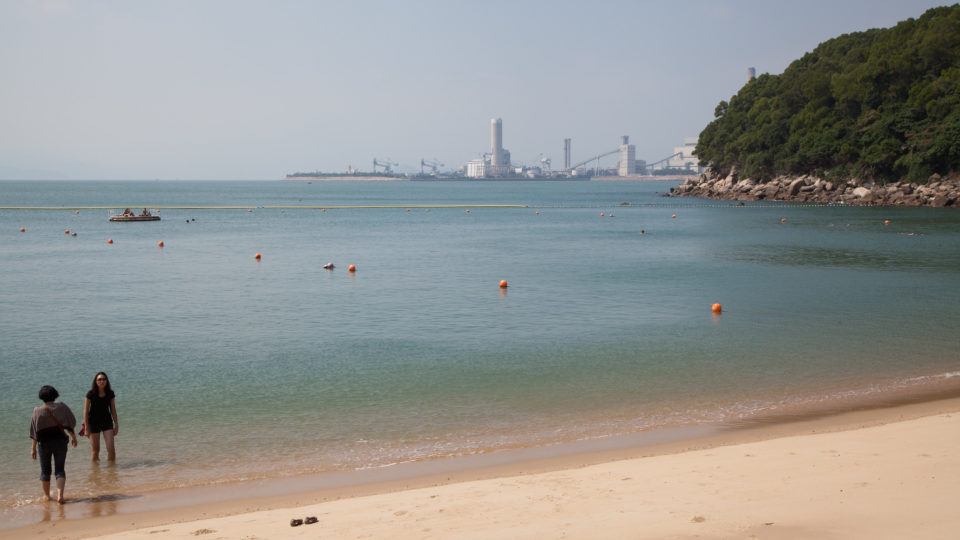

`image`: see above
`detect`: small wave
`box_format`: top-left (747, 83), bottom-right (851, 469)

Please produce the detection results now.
top-left (903, 370), bottom-right (960, 383)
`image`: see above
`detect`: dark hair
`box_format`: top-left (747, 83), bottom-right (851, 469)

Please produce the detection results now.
top-left (89, 371), bottom-right (114, 395)
top-left (39, 385), bottom-right (59, 402)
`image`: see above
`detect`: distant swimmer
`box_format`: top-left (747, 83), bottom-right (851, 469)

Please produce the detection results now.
top-left (323, 262), bottom-right (335, 270)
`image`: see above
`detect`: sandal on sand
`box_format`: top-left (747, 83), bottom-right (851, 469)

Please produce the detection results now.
top-left (290, 518), bottom-right (304, 527)
top-left (305, 516), bottom-right (318, 524)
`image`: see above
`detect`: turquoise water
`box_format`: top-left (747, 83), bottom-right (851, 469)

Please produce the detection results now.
top-left (2, 180), bottom-right (959, 519)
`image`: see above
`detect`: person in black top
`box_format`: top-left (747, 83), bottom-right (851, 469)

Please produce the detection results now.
top-left (83, 372), bottom-right (119, 462)
top-left (30, 385), bottom-right (78, 503)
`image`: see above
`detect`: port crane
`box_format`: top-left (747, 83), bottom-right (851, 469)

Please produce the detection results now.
top-left (420, 158), bottom-right (444, 175)
top-left (372, 158), bottom-right (398, 174)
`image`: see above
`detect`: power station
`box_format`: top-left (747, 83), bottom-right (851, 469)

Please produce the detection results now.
top-left (465, 118), bottom-right (674, 179)
top-left (289, 117), bottom-right (701, 179)
top-left (466, 118), bottom-right (513, 178)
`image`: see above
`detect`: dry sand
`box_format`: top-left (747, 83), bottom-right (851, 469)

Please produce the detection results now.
top-left (7, 398), bottom-right (959, 539)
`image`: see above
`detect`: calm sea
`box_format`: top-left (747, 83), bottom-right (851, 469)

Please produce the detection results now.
top-left (2, 179), bottom-right (959, 524)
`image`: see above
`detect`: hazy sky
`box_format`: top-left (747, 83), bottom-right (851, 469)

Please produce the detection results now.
top-left (0, 0), bottom-right (950, 179)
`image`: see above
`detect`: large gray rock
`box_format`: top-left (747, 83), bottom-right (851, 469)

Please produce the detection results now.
top-left (787, 178), bottom-right (805, 196)
top-left (932, 195), bottom-right (952, 207)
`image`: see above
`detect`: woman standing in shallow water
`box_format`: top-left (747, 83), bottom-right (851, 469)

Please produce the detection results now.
top-left (84, 372), bottom-right (118, 462)
top-left (30, 385), bottom-right (78, 503)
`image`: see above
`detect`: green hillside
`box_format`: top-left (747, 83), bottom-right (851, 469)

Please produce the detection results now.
top-left (696, 4), bottom-right (960, 184)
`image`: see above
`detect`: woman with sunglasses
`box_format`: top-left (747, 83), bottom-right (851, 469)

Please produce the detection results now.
top-left (83, 372), bottom-right (118, 462)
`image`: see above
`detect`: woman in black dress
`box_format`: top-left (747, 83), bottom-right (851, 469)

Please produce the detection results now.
top-left (83, 372), bottom-right (118, 462)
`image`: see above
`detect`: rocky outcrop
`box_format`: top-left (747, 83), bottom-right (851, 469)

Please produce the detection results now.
top-left (666, 171), bottom-right (959, 207)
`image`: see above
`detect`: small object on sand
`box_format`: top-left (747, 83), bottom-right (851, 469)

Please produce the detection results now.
top-left (290, 518), bottom-right (303, 527)
top-left (304, 516), bottom-right (318, 524)
top-left (323, 262), bottom-right (335, 270)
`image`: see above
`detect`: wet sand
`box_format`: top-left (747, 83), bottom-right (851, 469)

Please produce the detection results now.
top-left (4, 396), bottom-right (959, 539)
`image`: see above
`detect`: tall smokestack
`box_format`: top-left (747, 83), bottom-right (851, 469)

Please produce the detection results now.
top-left (563, 138), bottom-right (571, 171)
top-left (491, 118), bottom-right (503, 166)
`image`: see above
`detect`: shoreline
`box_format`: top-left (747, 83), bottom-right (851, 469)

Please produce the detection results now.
top-left (667, 171), bottom-right (959, 207)
top-left (6, 394), bottom-right (960, 539)
top-left (283, 176), bottom-right (405, 181)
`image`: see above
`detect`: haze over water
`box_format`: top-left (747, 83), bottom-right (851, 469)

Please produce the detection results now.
top-left (2, 179), bottom-right (959, 526)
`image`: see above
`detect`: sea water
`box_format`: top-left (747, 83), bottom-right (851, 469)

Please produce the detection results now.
top-left (1, 180), bottom-right (959, 523)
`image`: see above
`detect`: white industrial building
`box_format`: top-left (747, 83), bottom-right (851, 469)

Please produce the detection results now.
top-left (667, 137), bottom-right (701, 171)
top-left (467, 118), bottom-right (512, 178)
top-left (618, 136), bottom-right (636, 177)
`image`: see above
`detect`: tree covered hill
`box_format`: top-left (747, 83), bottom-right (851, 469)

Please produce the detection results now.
top-left (696, 4), bottom-right (960, 184)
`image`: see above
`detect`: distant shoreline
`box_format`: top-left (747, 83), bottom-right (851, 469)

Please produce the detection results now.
top-left (593, 174), bottom-right (697, 181)
top-left (283, 175), bottom-right (404, 181)
top-left (283, 175), bottom-right (697, 182)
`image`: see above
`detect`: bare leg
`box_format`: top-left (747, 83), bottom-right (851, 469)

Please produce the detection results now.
top-left (41, 481), bottom-right (51, 501)
top-left (55, 477), bottom-right (65, 504)
top-left (102, 430), bottom-right (116, 461)
top-left (90, 432), bottom-right (101, 462)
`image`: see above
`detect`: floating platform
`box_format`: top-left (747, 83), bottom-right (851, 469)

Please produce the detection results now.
top-left (109, 214), bottom-right (160, 222)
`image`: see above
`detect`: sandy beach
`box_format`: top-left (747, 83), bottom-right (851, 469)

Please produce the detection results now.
top-left (5, 396), bottom-right (958, 540)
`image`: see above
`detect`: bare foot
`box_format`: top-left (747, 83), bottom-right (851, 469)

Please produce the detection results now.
top-left (42, 493), bottom-right (52, 502)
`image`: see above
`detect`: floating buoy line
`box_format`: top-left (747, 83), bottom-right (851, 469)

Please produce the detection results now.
top-left (0, 202), bottom-right (877, 213)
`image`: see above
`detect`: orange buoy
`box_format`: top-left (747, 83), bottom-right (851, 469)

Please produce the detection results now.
top-left (781, 218), bottom-right (786, 223)
top-left (600, 212), bottom-right (604, 216)
top-left (75, 210), bottom-right (79, 214)
top-left (20, 227), bottom-right (25, 232)
top-left (65, 229), bottom-right (70, 234)
top-left (499, 280), bottom-right (508, 288)
top-left (255, 253), bottom-right (262, 260)
top-left (348, 264), bottom-right (356, 272)
top-left (884, 220), bottom-right (890, 225)
top-left (712, 303), bottom-right (722, 313)
top-left (672, 214), bottom-right (677, 219)
top-left (157, 241), bottom-right (164, 247)
top-left (107, 238), bottom-right (113, 244)
top-left (466, 209), bottom-right (470, 213)
top-left (535, 211), bottom-right (539, 215)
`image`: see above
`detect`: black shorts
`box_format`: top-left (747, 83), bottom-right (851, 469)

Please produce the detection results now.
top-left (88, 418), bottom-right (114, 433)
